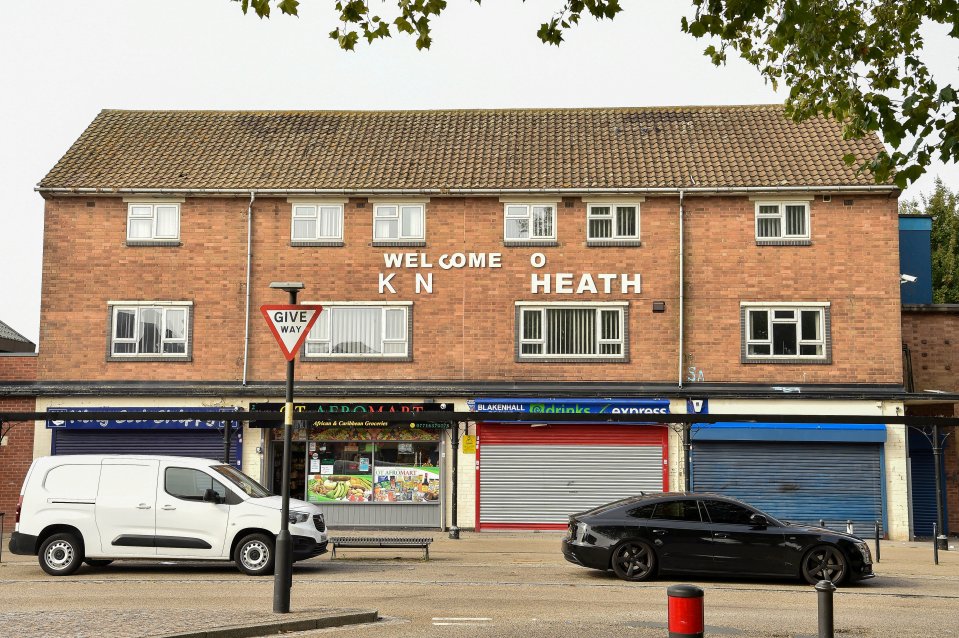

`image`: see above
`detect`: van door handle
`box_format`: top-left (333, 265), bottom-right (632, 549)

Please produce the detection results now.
top-left (161, 505), bottom-right (177, 511)
top-left (651, 529), bottom-right (666, 535)
top-left (136, 503), bottom-right (152, 510)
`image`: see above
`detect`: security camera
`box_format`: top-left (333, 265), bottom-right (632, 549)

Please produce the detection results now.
top-left (900, 274), bottom-right (918, 284)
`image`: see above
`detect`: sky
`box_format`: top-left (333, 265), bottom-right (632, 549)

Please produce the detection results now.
top-left (1, 1), bottom-right (957, 346)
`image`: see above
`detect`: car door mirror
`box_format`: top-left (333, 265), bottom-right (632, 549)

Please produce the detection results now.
top-left (203, 488), bottom-right (223, 504)
top-left (749, 514), bottom-right (768, 529)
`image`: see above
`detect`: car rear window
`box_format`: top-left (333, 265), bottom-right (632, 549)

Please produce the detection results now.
top-left (627, 504), bottom-right (656, 519)
top-left (651, 500), bottom-right (702, 522)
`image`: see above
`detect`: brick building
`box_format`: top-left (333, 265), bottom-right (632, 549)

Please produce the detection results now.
top-left (19, 106), bottom-right (943, 539)
top-left (0, 349), bottom-right (36, 531)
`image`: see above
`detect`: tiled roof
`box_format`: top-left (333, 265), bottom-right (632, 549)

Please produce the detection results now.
top-left (0, 319), bottom-right (33, 345)
top-left (38, 106), bottom-right (890, 191)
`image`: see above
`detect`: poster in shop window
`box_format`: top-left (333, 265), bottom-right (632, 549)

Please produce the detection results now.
top-left (307, 465), bottom-right (439, 504)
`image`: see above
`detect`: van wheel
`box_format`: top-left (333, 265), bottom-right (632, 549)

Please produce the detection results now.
top-left (235, 534), bottom-right (275, 576)
top-left (39, 533), bottom-right (84, 576)
top-left (84, 559), bottom-right (113, 568)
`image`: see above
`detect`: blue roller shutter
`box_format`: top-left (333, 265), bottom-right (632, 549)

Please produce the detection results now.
top-left (53, 429), bottom-right (239, 463)
top-left (908, 428), bottom-right (948, 538)
top-left (692, 441), bottom-right (883, 536)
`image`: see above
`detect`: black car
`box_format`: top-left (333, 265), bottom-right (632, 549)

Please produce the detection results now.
top-left (562, 492), bottom-right (874, 585)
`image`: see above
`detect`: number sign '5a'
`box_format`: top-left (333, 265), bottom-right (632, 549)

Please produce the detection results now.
top-left (260, 305), bottom-right (323, 361)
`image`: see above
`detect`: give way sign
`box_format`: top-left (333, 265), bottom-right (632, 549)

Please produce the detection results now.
top-left (260, 305), bottom-right (322, 361)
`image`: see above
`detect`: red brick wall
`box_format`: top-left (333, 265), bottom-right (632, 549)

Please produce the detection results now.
top-left (0, 354), bottom-right (36, 531)
top-left (38, 194), bottom-right (902, 385)
top-left (902, 309), bottom-right (959, 534)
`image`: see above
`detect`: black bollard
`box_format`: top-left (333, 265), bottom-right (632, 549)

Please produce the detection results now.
top-left (874, 521), bottom-right (880, 563)
top-left (816, 579), bottom-right (836, 638)
top-left (819, 519), bottom-right (826, 528)
top-left (933, 523), bottom-right (939, 565)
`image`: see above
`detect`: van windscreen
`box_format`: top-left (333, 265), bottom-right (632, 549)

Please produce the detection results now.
top-left (212, 464), bottom-right (272, 498)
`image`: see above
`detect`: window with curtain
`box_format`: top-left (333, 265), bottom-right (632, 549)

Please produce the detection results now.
top-left (110, 303), bottom-right (191, 358)
top-left (504, 204), bottom-right (556, 241)
top-left (127, 203), bottom-right (180, 242)
top-left (373, 204), bottom-right (425, 241)
top-left (517, 304), bottom-right (626, 360)
top-left (305, 304), bottom-right (410, 358)
top-left (291, 204), bottom-right (343, 242)
top-left (587, 204), bottom-right (639, 241)
top-left (743, 303), bottom-right (828, 362)
top-left (754, 202), bottom-right (810, 241)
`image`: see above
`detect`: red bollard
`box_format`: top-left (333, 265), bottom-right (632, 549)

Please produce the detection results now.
top-left (667, 584), bottom-right (704, 638)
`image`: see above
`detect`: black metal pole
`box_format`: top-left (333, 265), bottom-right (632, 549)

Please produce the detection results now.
top-left (223, 420), bottom-right (231, 464)
top-left (933, 522), bottom-right (939, 565)
top-left (683, 423), bottom-right (692, 492)
top-left (815, 579), bottom-right (836, 638)
top-left (273, 288), bottom-right (298, 613)
top-left (932, 423), bottom-right (948, 551)
top-left (449, 421), bottom-right (460, 539)
top-left (874, 520), bottom-right (881, 563)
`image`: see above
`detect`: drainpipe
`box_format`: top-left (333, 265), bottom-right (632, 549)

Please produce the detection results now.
top-left (678, 190), bottom-right (685, 389)
top-left (242, 192), bottom-right (255, 385)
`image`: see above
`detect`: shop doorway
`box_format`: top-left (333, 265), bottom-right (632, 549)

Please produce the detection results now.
top-left (272, 441), bottom-right (307, 499)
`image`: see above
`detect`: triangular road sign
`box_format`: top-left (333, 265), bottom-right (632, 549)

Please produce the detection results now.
top-left (260, 304), bottom-right (322, 361)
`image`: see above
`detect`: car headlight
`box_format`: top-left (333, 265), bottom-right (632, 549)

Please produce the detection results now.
top-left (856, 541), bottom-right (872, 564)
top-left (289, 511), bottom-right (310, 524)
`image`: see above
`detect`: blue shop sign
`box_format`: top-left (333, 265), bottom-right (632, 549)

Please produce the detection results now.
top-left (47, 407), bottom-right (240, 430)
top-left (468, 398), bottom-right (670, 415)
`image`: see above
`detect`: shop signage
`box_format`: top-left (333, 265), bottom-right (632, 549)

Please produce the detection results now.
top-left (46, 407), bottom-right (240, 430)
top-left (468, 398), bottom-right (670, 415)
top-left (249, 402), bottom-right (453, 429)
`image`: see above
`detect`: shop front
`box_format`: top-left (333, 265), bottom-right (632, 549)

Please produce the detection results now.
top-left (47, 407), bottom-right (241, 464)
top-left (691, 422), bottom-right (887, 535)
top-left (251, 402), bottom-right (451, 529)
top-left (470, 398), bottom-right (671, 531)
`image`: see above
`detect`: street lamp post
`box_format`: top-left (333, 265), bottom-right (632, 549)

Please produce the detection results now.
top-left (270, 281), bottom-right (304, 613)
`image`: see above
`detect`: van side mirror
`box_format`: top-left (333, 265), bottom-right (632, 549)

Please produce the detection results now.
top-left (750, 514), bottom-right (768, 529)
top-left (203, 488), bottom-right (224, 504)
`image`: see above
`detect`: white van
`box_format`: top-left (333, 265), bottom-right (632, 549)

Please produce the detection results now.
top-left (8, 455), bottom-right (328, 576)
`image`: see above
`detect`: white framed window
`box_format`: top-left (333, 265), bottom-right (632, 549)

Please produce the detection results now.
top-left (373, 204), bottom-right (425, 242)
top-left (754, 201), bottom-right (810, 241)
top-left (109, 302), bottom-right (192, 359)
top-left (291, 203), bottom-right (343, 243)
top-left (127, 203), bottom-right (180, 242)
top-left (587, 204), bottom-right (640, 242)
top-left (516, 302), bottom-right (627, 360)
top-left (742, 302), bottom-right (830, 362)
top-left (504, 204), bottom-right (556, 242)
top-left (304, 303), bottom-right (411, 359)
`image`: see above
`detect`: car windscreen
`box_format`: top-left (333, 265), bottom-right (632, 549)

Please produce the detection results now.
top-left (212, 464), bottom-right (272, 498)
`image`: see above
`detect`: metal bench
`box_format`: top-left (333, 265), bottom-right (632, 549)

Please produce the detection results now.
top-left (329, 536), bottom-right (434, 560)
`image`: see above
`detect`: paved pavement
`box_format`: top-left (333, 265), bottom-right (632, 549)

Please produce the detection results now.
top-left (1, 532), bottom-right (957, 638)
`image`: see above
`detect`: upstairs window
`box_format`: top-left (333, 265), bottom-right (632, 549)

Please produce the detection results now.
top-left (755, 201), bottom-right (810, 243)
top-left (504, 204), bottom-right (556, 243)
top-left (291, 203), bottom-right (344, 244)
top-left (373, 204), bottom-right (425, 243)
top-left (742, 303), bottom-right (830, 363)
top-left (305, 303), bottom-right (411, 359)
top-left (517, 303), bottom-right (627, 361)
top-left (127, 203), bottom-right (180, 243)
top-left (587, 204), bottom-right (640, 243)
top-left (109, 302), bottom-right (192, 360)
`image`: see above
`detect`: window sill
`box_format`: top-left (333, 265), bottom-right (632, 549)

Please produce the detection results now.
top-left (516, 356), bottom-right (629, 364)
top-left (504, 240), bottom-right (559, 248)
top-left (741, 357), bottom-right (831, 365)
top-left (302, 355), bottom-right (412, 363)
top-left (107, 355), bottom-right (193, 362)
top-left (371, 240), bottom-right (426, 248)
top-left (291, 240), bottom-right (344, 247)
top-left (755, 239), bottom-right (812, 246)
top-left (586, 240), bottom-right (642, 247)
top-left (126, 240), bottom-right (182, 247)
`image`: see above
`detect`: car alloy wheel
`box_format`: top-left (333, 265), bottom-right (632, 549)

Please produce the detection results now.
top-left (802, 545), bottom-right (847, 585)
top-left (611, 541), bottom-right (656, 581)
top-left (234, 533), bottom-right (275, 576)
